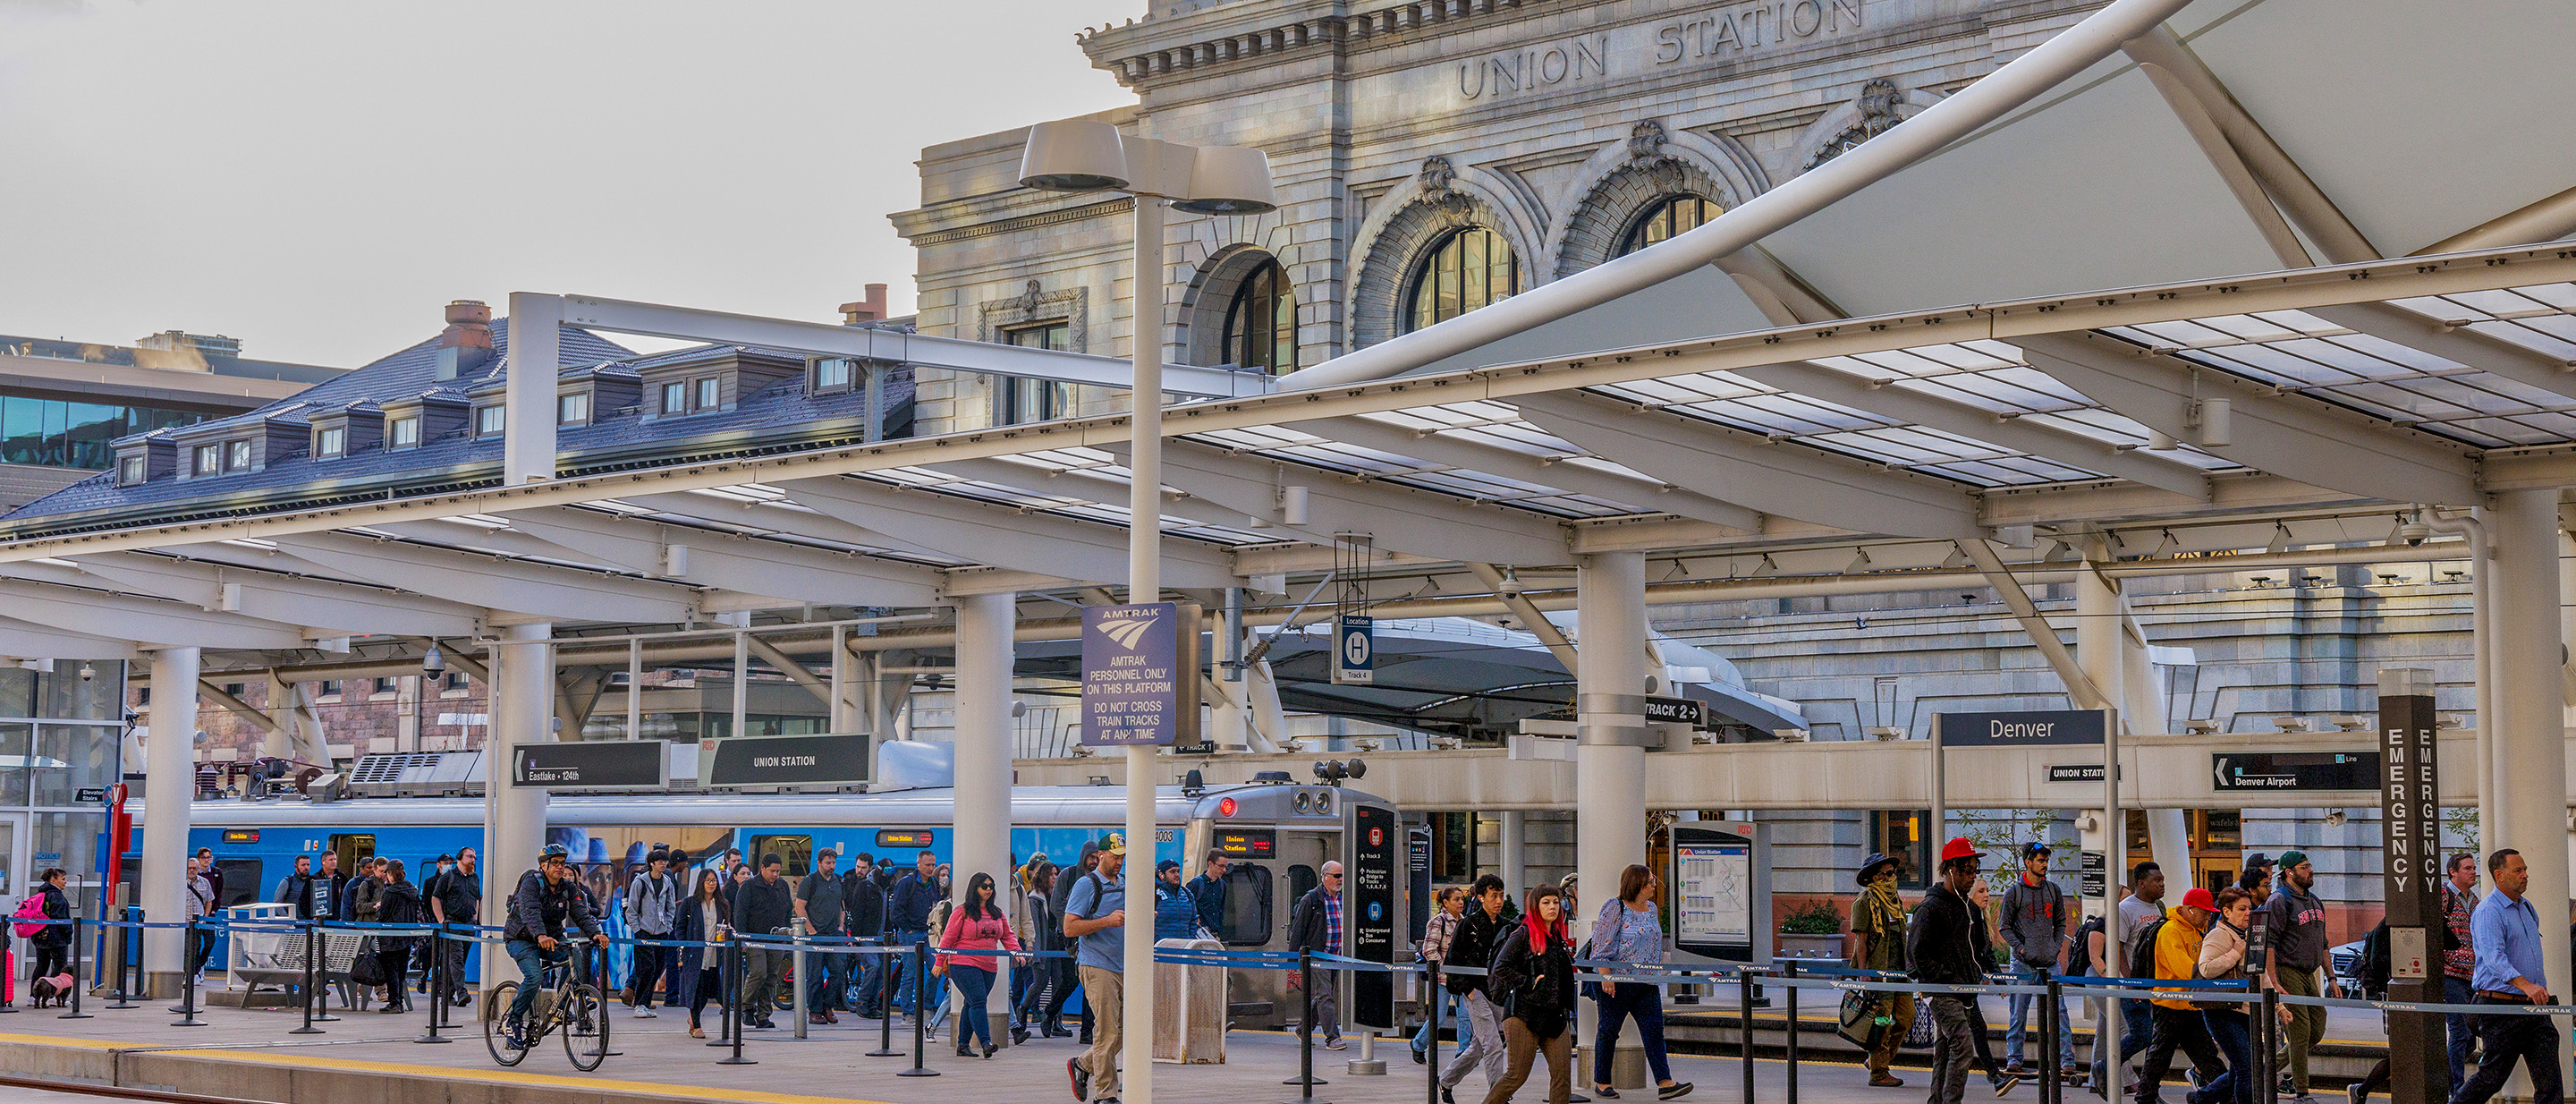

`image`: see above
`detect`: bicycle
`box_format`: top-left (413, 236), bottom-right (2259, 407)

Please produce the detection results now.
top-left (485, 941), bottom-right (611, 1071)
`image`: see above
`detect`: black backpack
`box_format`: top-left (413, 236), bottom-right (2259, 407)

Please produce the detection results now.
top-left (2066, 913), bottom-right (2107, 978)
top-left (2125, 916), bottom-right (2167, 979)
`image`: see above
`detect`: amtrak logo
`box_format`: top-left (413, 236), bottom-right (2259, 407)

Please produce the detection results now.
top-left (1093, 608), bottom-right (1164, 650)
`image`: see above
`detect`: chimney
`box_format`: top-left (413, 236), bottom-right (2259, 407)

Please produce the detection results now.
top-left (434, 300), bottom-right (496, 380)
top-left (839, 284), bottom-right (889, 326)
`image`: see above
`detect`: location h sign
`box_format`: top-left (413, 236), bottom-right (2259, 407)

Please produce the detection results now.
top-left (1081, 601), bottom-right (1202, 747)
top-left (1332, 614), bottom-right (1375, 685)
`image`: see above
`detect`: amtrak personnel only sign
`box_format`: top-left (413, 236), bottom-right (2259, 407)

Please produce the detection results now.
top-left (1080, 601), bottom-right (1201, 747)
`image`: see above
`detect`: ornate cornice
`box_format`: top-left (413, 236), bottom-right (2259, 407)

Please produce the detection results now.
top-left (1077, 0), bottom-right (1561, 89)
top-left (905, 197), bottom-right (1135, 249)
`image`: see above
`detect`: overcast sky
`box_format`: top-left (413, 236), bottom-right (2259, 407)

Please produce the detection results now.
top-left (0, 1), bottom-right (1137, 368)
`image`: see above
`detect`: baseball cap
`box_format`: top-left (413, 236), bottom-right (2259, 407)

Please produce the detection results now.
top-left (1097, 832), bottom-right (1127, 856)
top-left (2277, 849), bottom-right (2308, 870)
top-left (2244, 852), bottom-right (2275, 869)
top-left (1156, 859), bottom-right (1181, 875)
top-left (2182, 887), bottom-right (2218, 913)
top-left (2022, 841), bottom-right (2052, 858)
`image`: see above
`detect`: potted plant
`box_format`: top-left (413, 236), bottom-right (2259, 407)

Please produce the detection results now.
top-left (1775, 899), bottom-right (1848, 961)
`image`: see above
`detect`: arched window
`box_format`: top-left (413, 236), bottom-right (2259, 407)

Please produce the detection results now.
top-left (1617, 195), bottom-right (1720, 257)
top-left (1221, 258), bottom-right (1298, 373)
top-left (1404, 227), bottom-right (1521, 334)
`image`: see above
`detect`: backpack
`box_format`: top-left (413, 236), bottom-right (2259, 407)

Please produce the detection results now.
top-left (11, 893), bottom-right (47, 939)
top-left (2066, 913), bottom-right (2107, 978)
top-left (2125, 916), bottom-right (2167, 979)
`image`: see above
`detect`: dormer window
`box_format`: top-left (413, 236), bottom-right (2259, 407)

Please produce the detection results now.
top-left (193, 444), bottom-right (220, 475)
top-left (390, 416), bottom-right (420, 448)
top-left (119, 455), bottom-right (146, 485)
top-left (557, 392), bottom-right (590, 425)
top-left (474, 404), bottom-right (504, 437)
top-left (812, 357), bottom-right (856, 394)
top-left (315, 426), bottom-right (345, 459)
top-left (660, 381), bottom-right (686, 413)
top-left (693, 377), bottom-right (720, 411)
top-left (225, 439), bottom-right (252, 471)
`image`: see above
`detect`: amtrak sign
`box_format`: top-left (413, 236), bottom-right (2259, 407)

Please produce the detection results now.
top-left (1080, 601), bottom-right (1202, 747)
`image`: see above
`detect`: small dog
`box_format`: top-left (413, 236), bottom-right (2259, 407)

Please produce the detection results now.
top-left (30, 973), bottom-right (72, 1008)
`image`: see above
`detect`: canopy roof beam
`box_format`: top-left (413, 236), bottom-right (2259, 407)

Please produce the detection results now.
top-left (1124, 439), bottom-right (1574, 566)
top-left (775, 474), bottom-right (1240, 590)
top-left (2013, 331), bottom-right (2480, 506)
top-left (496, 506), bottom-right (945, 608)
top-left (1515, 391), bottom-right (1984, 539)
top-left (266, 532), bottom-right (700, 624)
top-left (70, 550), bottom-right (486, 639)
top-left (0, 580), bottom-right (312, 651)
top-left (1279, 414), bottom-right (1767, 533)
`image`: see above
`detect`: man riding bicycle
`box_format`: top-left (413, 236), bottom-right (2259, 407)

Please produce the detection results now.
top-left (501, 844), bottom-right (608, 1048)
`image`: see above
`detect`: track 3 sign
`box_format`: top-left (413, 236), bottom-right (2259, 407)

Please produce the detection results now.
top-left (1081, 602), bottom-right (1201, 747)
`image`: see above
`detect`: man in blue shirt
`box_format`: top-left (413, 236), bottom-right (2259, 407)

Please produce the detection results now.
top-left (2452, 848), bottom-right (2560, 1104)
top-left (1063, 833), bottom-right (1129, 1104)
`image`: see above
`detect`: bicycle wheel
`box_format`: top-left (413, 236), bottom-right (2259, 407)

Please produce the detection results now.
top-left (562, 982), bottom-right (609, 1072)
top-left (484, 981), bottom-right (530, 1066)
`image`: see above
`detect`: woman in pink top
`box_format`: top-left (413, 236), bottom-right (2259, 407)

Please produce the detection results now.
top-left (934, 871), bottom-right (1024, 1059)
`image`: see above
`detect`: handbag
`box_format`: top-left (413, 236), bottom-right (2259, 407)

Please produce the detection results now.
top-left (1836, 989), bottom-right (1892, 1051)
top-left (348, 938), bottom-right (386, 986)
top-left (1577, 938), bottom-right (1602, 1001)
top-left (1903, 1003), bottom-right (1938, 1049)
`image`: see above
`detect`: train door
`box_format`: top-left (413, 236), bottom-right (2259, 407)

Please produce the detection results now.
top-left (0, 811), bottom-right (20, 898)
top-left (329, 833), bottom-right (376, 872)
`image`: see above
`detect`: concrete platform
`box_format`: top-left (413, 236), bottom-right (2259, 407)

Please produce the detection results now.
top-left (0, 993), bottom-right (2397, 1104)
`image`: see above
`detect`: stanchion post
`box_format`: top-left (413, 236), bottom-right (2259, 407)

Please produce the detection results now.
top-left (869, 937), bottom-right (901, 1057)
top-left (1784, 960), bottom-right (1800, 1104)
top-left (1425, 962), bottom-right (1440, 1104)
top-left (792, 919), bottom-right (809, 1040)
top-left (1284, 947), bottom-right (1329, 1094)
top-left (171, 920), bottom-right (205, 1027)
top-left (898, 936), bottom-right (938, 1077)
top-left (718, 938), bottom-right (756, 1065)
top-left (59, 919), bottom-right (89, 1019)
top-left (2042, 975), bottom-right (2061, 1104)
top-left (106, 907), bottom-right (140, 1008)
top-left (2260, 985), bottom-right (2280, 1104)
top-left (1740, 968), bottom-right (1757, 1104)
top-left (292, 922), bottom-right (323, 1034)
top-left (416, 930), bottom-right (451, 1043)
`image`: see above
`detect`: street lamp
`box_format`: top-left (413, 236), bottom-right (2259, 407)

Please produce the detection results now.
top-left (1020, 120), bottom-right (1275, 1104)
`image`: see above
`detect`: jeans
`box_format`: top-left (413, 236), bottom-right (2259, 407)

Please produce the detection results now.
top-left (1444, 990), bottom-right (1510, 1090)
top-left (888, 929), bottom-right (928, 1013)
top-left (807, 945), bottom-right (848, 1014)
top-left (2138, 1006), bottom-right (2225, 1104)
top-left (951, 966), bottom-right (996, 1049)
top-left (1928, 995), bottom-right (1978, 1104)
top-left (1592, 982), bottom-right (1674, 1086)
top-left (1301, 969), bottom-right (1341, 1043)
top-left (187, 926), bottom-right (216, 973)
top-left (630, 939), bottom-right (669, 1009)
top-left (2444, 975), bottom-right (2474, 1091)
top-left (434, 926), bottom-right (471, 1006)
top-left (505, 938), bottom-right (570, 1027)
top-left (2202, 1009), bottom-right (2252, 1104)
top-left (1414, 986), bottom-right (1462, 1056)
top-left (2096, 997), bottom-right (2156, 1090)
top-left (853, 941), bottom-right (887, 1015)
top-left (2008, 964), bottom-right (2077, 1069)
top-left (2452, 997), bottom-right (2563, 1104)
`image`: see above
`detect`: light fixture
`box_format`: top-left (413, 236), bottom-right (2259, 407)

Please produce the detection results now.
top-left (1020, 121), bottom-right (1276, 215)
top-left (2152, 529), bottom-right (2178, 556)
top-left (1016, 120), bottom-right (1131, 191)
top-left (422, 643), bottom-right (446, 676)
top-left (2190, 396), bottom-right (2233, 447)
top-left (1843, 547), bottom-right (1874, 573)
top-left (1940, 543), bottom-right (1971, 569)
top-left (2146, 429), bottom-right (2180, 451)
top-left (2266, 522), bottom-right (2291, 556)
top-left (1171, 145), bottom-right (1280, 215)
top-left (1496, 567), bottom-right (1523, 597)
top-left (1750, 554), bottom-right (1778, 579)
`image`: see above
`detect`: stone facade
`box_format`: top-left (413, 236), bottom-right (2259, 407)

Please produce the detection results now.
top-left (893, 0), bottom-right (2105, 432)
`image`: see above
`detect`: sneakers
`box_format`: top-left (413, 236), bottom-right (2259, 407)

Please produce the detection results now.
top-left (2347, 1084), bottom-right (2368, 1104)
top-left (1659, 1084), bottom-right (1695, 1101)
top-left (1068, 1056), bottom-right (1090, 1102)
top-left (1871, 1072), bottom-right (1906, 1087)
top-left (634, 1006), bottom-right (658, 1018)
top-left (1993, 1072), bottom-right (2025, 1097)
top-left (1413, 1047), bottom-right (1427, 1066)
top-left (1441, 1088), bottom-right (1456, 1104)
top-left (1322, 1037), bottom-right (1347, 1051)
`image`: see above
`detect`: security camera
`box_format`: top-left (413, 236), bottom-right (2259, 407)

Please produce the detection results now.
top-left (2396, 521), bottom-right (2432, 547)
top-left (78, 664), bottom-right (95, 682)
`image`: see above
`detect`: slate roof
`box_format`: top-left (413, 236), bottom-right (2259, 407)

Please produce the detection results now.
top-left (0, 318), bottom-right (917, 537)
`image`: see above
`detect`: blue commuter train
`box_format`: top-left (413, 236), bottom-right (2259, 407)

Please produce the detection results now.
top-left (147, 778), bottom-right (1371, 1027)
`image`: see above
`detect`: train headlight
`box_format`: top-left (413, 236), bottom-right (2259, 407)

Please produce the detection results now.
top-left (1316, 793), bottom-right (1332, 816)
top-left (1294, 792), bottom-right (1310, 813)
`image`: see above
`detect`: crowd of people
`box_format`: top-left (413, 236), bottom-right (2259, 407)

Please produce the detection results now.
top-left (1840, 840), bottom-right (2566, 1104)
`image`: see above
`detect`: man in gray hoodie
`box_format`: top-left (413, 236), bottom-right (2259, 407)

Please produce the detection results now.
top-left (623, 848), bottom-right (682, 1018)
top-left (2000, 841), bottom-right (2076, 1076)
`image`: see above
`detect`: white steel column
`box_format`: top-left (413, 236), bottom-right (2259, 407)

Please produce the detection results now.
top-left (1500, 811), bottom-right (1528, 892)
top-left (952, 591), bottom-right (1017, 1044)
top-left (504, 293), bottom-right (561, 486)
top-left (483, 622), bottom-right (552, 986)
top-left (140, 646), bottom-right (199, 993)
top-left (2487, 490), bottom-right (2572, 1030)
top-left (2075, 565), bottom-right (2187, 901)
top-left (1575, 550), bottom-right (1647, 1081)
top-left (1123, 191), bottom-right (1167, 1104)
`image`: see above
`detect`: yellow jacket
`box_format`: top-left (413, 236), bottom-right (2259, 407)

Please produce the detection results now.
top-left (2150, 905), bottom-right (2209, 1010)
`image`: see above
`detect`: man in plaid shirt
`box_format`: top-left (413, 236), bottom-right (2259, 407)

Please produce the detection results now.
top-left (1289, 861), bottom-right (1348, 1050)
top-left (2442, 853), bottom-right (2481, 1090)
